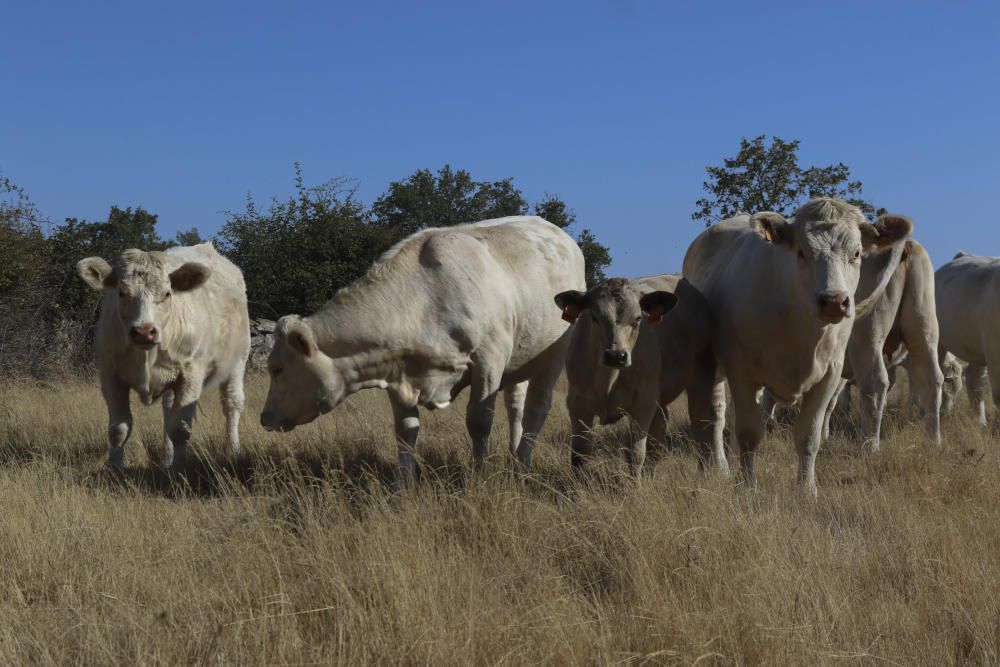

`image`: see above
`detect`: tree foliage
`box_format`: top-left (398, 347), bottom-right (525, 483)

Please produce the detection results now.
top-left (693, 135), bottom-right (884, 225)
top-left (0, 174), bottom-right (47, 294)
top-left (216, 165), bottom-right (385, 318)
top-left (371, 165), bottom-right (526, 237)
top-left (175, 227), bottom-right (204, 246)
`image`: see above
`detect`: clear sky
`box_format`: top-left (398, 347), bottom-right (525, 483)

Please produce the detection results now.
top-left (2, 1), bottom-right (998, 276)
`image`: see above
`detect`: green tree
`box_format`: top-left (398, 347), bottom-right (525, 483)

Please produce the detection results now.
top-left (371, 165), bottom-right (526, 236)
top-left (0, 174), bottom-right (47, 294)
top-left (692, 135), bottom-right (884, 225)
top-left (217, 165), bottom-right (383, 318)
top-left (175, 227), bottom-right (204, 246)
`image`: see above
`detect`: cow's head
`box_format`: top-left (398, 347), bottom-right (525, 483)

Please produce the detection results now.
top-left (77, 249), bottom-right (211, 350)
top-left (555, 278), bottom-right (677, 368)
top-left (750, 199), bottom-right (912, 324)
top-left (260, 315), bottom-right (345, 432)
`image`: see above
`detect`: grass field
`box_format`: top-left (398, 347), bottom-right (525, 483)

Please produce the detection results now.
top-left (0, 373), bottom-right (998, 665)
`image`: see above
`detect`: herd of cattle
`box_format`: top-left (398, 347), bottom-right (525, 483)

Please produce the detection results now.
top-left (73, 198), bottom-right (1000, 494)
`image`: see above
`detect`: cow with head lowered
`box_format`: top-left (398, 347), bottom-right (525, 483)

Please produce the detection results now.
top-left (683, 198), bottom-right (912, 494)
top-left (77, 243), bottom-right (250, 473)
top-left (555, 274), bottom-right (726, 477)
top-left (259, 216), bottom-right (584, 485)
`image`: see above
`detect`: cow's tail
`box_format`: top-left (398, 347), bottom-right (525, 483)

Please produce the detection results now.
top-left (853, 241), bottom-right (907, 319)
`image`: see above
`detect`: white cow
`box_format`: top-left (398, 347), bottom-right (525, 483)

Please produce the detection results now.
top-left (259, 216), bottom-right (585, 483)
top-left (936, 252), bottom-right (1000, 427)
top-left (683, 198), bottom-right (912, 494)
top-left (77, 243), bottom-right (250, 472)
top-left (834, 239), bottom-right (944, 450)
top-left (556, 274), bottom-right (726, 477)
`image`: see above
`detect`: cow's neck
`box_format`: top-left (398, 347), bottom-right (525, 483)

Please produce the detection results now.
top-left (307, 288), bottom-right (468, 409)
top-left (333, 349), bottom-right (404, 394)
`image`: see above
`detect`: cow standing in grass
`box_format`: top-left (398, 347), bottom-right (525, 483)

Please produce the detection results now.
top-left (936, 252), bottom-right (1000, 427)
top-left (77, 243), bottom-right (250, 473)
top-left (556, 274), bottom-right (726, 477)
top-left (683, 199), bottom-right (912, 494)
top-left (835, 238), bottom-right (943, 451)
top-left (260, 216), bottom-right (585, 484)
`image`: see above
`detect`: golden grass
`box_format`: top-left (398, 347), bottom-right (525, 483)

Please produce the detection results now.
top-left (0, 374), bottom-right (998, 665)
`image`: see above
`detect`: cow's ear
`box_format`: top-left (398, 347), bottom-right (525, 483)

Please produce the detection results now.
top-left (750, 212), bottom-right (793, 247)
top-left (286, 323), bottom-right (316, 358)
top-left (860, 214), bottom-right (912, 253)
top-left (169, 262), bottom-right (212, 292)
top-left (639, 291), bottom-right (678, 323)
top-left (77, 257), bottom-right (116, 290)
top-left (554, 290), bottom-right (588, 324)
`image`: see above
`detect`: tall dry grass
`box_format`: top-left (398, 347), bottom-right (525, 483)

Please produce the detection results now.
top-left (0, 373), bottom-right (998, 665)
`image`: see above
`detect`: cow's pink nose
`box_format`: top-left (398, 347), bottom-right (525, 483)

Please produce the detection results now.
top-left (129, 323), bottom-right (158, 344)
top-left (817, 292), bottom-right (850, 319)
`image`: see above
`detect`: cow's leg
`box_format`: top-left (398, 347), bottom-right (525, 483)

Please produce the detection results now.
top-left (688, 375), bottom-right (729, 475)
top-left (795, 365), bottom-right (844, 496)
top-left (102, 377), bottom-right (132, 474)
top-left (220, 357), bottom-right (247, 456)
top-left (164, 399), bottom-right (198, 473)
top-left (647, 405), bottom-right (669, 449)
top-left (164, 376), bottom-right (202, 472)
top-left (903, 342), bottom-right (943, 447)
top-left (568, 397), bottom-right (595, 470)
top-left (852, 347), bottom-right (889, 453)
top-left (502, 381), bottom-right (528, 458)
top-left (759, 389), bottom-right (779, 429)
top-left (822, 378), bottom-right (849, 443)
top-left (965, 364), bottom-right (988, 427)
top-left (161, 389), bottom-right (175, 467)
top-left (623, 401), bottom-right (658, 478)
top-left (466, 388), bottom-right (500, 470)
top-left (389, 395), bottom-right (421, 488)
top-left (515, 357), bottom-right (563, 469)
top-left (729, 376), bottom-right (764, 488)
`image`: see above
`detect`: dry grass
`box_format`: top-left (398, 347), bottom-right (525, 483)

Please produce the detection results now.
top-left (0, 374), bottom-right (998, 665)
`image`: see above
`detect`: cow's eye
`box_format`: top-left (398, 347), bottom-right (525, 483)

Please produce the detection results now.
top-left (118, 290), bottom-right (128, 299)
top-left (851, 250), bottom-right (861, 264)
top-left (159, 291), bottom-right (171, 302)
top-left (797, 250), bottom-right (805, 261)
top-left (590, 313), bottom-right (599, 323)
top-left (270, 367), bottom-right (282, 377)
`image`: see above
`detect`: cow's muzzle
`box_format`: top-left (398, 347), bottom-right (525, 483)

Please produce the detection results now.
top-left (129, 323), bottom-right (159, 348)
top-left (816, 291), bottom-right (851, 322)
top-left (602, 349), bottom-right (630, 368)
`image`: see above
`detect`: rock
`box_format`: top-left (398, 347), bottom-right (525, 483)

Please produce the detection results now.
top-left (248, 318), bottom-right (276, 371)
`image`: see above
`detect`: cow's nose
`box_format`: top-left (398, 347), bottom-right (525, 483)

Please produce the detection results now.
top-left (129, 323), bottom-right (158, 344)
top-left (603, 349), bottom-right (629, 367)
top-left (817, 292), bottom-right (851, 320)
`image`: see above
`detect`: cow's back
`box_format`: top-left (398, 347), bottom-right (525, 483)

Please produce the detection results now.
top-left (937, 254), bottom-right (1000, 365)
top-left (390, 217), bottom-right (584, 375)
top-left (683, 216), bottom-right (765, 305)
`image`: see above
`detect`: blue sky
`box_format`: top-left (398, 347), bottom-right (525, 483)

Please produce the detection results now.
top-left (2, 1), bottom-right (998, 276)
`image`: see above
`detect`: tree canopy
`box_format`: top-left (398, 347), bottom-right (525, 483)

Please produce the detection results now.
top-left (693, 135), bottom-right (884, 225)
